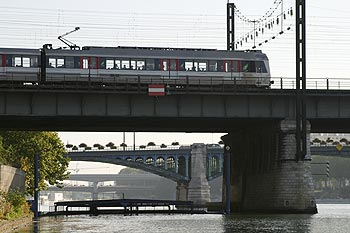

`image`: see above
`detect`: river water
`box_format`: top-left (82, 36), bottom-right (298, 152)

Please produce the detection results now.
top-left (15, 204), bottom-right (350, 233)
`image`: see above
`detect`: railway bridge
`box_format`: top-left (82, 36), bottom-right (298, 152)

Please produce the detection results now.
top-left (2, 78), bottom-right (350, 213)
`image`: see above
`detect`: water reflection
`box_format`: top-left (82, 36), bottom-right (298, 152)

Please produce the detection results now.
top-left (14, 205), bottom-right (350, 233)
top-left (223, 214), bottom-right (312, 233)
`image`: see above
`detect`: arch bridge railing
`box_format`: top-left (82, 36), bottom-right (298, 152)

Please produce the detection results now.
top-left (66, 148), bottom-right (224, 183)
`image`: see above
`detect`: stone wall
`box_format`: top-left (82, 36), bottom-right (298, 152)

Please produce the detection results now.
top-left (0, 164), bottom-right (25, 193)
top-left (222, 119), bottom-right (317, 213)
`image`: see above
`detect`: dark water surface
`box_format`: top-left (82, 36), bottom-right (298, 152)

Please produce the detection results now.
top-left (16, 204), bottom-right (350, 233)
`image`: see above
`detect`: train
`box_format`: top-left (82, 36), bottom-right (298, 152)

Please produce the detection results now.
top-left (0, 45), bottom-right (272, 87)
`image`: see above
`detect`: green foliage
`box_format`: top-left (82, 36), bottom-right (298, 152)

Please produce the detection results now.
top-left (0, 131), bottom-right (70, 195)
top-left (0, 190), bottom-right (31, 220)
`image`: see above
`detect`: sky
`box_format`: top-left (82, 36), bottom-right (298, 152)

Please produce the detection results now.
top-left (1, 0), bottom-right (349, 173)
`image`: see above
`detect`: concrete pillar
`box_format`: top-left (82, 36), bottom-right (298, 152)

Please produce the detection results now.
top-left (176, 182), bottom-right (188, 201)
top-left (187, 143), bottom-right (210, 205)
top-left (185, 156), bottom-right (189, 178)
top-left (0, 165), bottom-right (25, 193)
top-left (222, 119), bottom-right (317, 213)
top-left (92, 181), bottom-right (98, 200)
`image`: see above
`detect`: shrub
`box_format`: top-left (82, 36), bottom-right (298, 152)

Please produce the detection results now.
top-left (0, 190), bottom-right (31, 220)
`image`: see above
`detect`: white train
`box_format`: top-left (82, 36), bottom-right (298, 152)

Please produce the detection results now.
top-left (0, 46), bottom-right (272, 87)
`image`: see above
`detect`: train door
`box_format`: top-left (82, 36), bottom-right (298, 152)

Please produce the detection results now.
top-left (169, 59), bottom-right (178, 79)
top-left (80, 56), bottom-right (99, 80)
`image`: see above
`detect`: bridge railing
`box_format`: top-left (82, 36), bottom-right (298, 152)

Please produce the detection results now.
top-left (2, 71), bottom-right (350, 92)
top-left (66, 144), bottom-right (192, 152)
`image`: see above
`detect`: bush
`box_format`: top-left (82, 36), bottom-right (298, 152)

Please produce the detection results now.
top-left (0, 190), bottom-right (31, 220)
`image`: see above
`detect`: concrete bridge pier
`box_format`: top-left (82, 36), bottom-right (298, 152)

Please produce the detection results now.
top-left (222, 119), bottom-right (317, 213)
top-left (176, 182), bottom-right (188, 201)
top-left (91, 181), bottom-right (98, 200)
top-left (187, 143), bottom-right (210, 205)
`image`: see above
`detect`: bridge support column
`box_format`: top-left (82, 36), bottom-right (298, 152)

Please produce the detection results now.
top-left (187, 143), bottom-right (210, 205)
top-left (92, 181), bottom-right (98, 200)
top-left (176, 182), bottom-right (188, 201)
top-left (222, 119), bottom-right (317, 213)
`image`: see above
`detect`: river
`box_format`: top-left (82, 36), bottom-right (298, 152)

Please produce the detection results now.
top-left (15, 204), bottom-right (350, 233)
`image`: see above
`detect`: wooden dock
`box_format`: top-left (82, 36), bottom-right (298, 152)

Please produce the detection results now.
top-left (44, 199), bottom-right (201, 216)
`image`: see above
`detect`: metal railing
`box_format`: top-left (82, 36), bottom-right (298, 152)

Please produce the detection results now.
top-left (2, 71), bottom-right (350, 92)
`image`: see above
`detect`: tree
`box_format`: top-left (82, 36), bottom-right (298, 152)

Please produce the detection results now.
top-left (147, 142), bottom-right (156, 147)
top-left (0, 131), bottom-right (70, 195)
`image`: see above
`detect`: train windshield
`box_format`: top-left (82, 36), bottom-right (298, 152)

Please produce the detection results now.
top-left (241, 61), bottom-right (267, 73)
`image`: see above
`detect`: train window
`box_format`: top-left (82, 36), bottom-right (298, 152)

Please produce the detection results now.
top-left (22, 57), bottom-right (30, 67)
top-left (57, 58), bottom-right (65, 68)
top-left (255, 61), bottom-right (267, 73)
top-left (162, 60), bottom-right (168, 71)
top-left (154, 59), bottom-right (161, 70)
top-left (198, 61), bottom-right (207, 71)
top-left (241, 61), bottom-right (256, 72)
top-left (179, 60), bottom-right (186, 71)
top-left (30, 56), bottom-right (38, 67)
top-left (106, 59), bottom-right (114, 69)
top-left (13, 57), bottom-right (22, 67)
top-left (185, 61), bottom-right (193, 71)
top-left (231, 61), bottom-right (239, 72)
top-left (225, 61), bottom-right (239, 72)
top-left (74, 57), bottom-right (80, 68)
top-left (146, 59), bottom-right (155, 70)
top-left (82, 58), bottom-right (89, 69)
top-left (122, 60), bottom-right (129, 70)
top-left (115, 60), bottom-right (121, 69)
top-left (66, 57), bottom-right (74, 68)
top-left (48, 58), bottom-right (56, 68)
top-left (99, 58), bottom-right (106, 69)
top-left (0, 55), bottom-right (2, 67)
top-left (130, 60), bottom-right (136, 70)
top-left (90, 57), bottom-right (97, 69)
top-left (217, 61), bottom-right (224, 72)
top-left (170, 60), bottom-right (176, 71)
top-left (209, 61), bottom-right (217, 72)
top-left (137, 60), bottom-right (145, 70)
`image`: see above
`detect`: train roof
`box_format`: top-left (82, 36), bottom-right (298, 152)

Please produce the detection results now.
top-left (0, 46), bottom-right (268, 60)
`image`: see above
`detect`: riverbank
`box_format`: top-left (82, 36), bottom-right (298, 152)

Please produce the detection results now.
top-left (316, 199), bottom-right (350, 204)
top-left (0, 216), bottom-right (32, 233)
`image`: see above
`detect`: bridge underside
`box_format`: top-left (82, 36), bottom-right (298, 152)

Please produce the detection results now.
top-left (0, 115), bottom-right (281, 132)
top-left (1, 90), bottom-right (350, 132)
top-left (222, 119), bottom-right (317, 214)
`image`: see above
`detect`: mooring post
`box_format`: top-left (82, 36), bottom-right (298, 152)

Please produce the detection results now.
top-left (225, 146), bottom-right (231, 215)
top-left (33, 153), bottom-right (39, 219)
